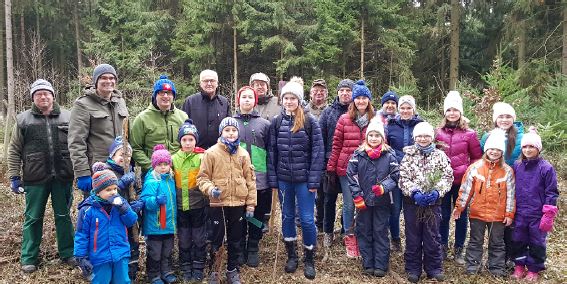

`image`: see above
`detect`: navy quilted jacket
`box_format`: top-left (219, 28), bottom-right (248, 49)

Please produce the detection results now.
top-left (386, 115), bottom-right (423, 162)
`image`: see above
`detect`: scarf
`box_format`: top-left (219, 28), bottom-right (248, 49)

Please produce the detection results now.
top-left (355, 113), bottom-right (369, 129)
top-left (366, 144), bottom-right (383, 160)
top-left (416, 143), bottom-right (435, 155)
top-left (221, 137), bottom-right (240, 155)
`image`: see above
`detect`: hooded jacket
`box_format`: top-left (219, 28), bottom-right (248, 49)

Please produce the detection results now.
top-left (386, 115), bottom-right (423, 162)
top-left (182, 90), bottom-right (231, 149)
top-left (319, 96), bottom-right (350, 159)
top-left (141, 170), bottom-right (177, 235)
top-left (327, 113), bottom-right (370, 176)
top-left (435, 126), bottom-right (483, 185)
top-left (513, 157), bottom-right (558, 218)
top-left (255, 95), bottom-right (281, 121)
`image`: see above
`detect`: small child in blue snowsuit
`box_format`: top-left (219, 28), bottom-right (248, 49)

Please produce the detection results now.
top-left (74, 163), bottom-right (138, 284)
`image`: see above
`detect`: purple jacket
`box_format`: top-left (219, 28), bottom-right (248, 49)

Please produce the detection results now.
top-left (513, 157), bottom-right (559, 218)
top-left (435, 127), bottom-right (482, 185)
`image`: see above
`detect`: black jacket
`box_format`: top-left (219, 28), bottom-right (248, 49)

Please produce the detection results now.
top-left (319, 96), bottom-right (349, 160)
top-left (182, 90), bottom-right (231, 149)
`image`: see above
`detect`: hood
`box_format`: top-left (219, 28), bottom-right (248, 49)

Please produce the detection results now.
top-left (77, 195), bottom-right (101, 210)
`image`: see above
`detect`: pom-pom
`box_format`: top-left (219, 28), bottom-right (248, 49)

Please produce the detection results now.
top-left (289, 76), bottom-right (304, 86)
top-left (355, 79), bottom-right (365, 86)
top-left (159, 74), bottom-right (168, 79)
top-left (528, 125), bottom-right (538, 134)
top-left (92, 161), bottom-right (108, 173)
top-left (153, 144), bottom-right (166, 152)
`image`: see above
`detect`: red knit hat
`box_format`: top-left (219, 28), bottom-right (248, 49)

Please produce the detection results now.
top-left (236, 86), bottom-right (258, 107)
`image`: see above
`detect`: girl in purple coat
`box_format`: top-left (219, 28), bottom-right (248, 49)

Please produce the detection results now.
top-left (510, 129), bottom-right (559, 282)
top-left (435, 91), bottom-right (482, 263)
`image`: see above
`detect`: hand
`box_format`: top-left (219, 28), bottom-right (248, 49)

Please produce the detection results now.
top-left (117, 172), bottom-right (135, 191)
top-left (77, 176), bottom-right (93, 193)
top-left (425, 190), bottom-right (440, 205)
top-left (353, 195), bottom-right (367, 211)
top-left (77, 256), bottom-right (93, 279)
top-left (452, 208), bottom-right (461, 220)
top-left (130, 200), bottom-right (145, 214)
top-left (211, 187), bottom-right (222, 199)
top-left (9, 176), bottom-right (24, 194)
top-left (372, 184), bottom-right (384, 197)
top-left (308, 188), bottom-right (317, 193)
top-left (245, 209), bottom-right (254, 218)
top-left (156, 194), bottom-right (167, 205)
top-left (412, 191), bottom-right (428, 207)
top-left (503, 217), bottom-right (513, 227)
top-left (539, 205), bottom-right (558, 232)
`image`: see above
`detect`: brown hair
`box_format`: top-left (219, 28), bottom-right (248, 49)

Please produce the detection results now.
top-left (290, 107), bottom-right (305, 133)
top-left (347, 102), bottom-right (375, 121)
top-left (493, 122), bottom-right (517, 160)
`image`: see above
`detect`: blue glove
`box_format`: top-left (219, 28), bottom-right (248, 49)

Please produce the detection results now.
top-left (77, 176), bottom-right (92, 193)
top-left (117, 172), bottom-right (135, 191)
top-left (211, 187), bottom-right (222, 199)
top-left (10, 176), bottom-right (24, 194)
top-left (245, 210), bottom-right (254, 218)
top-left (412, 191), bottom-right (428, 207)
top-left (77, 256), bottom-right (93, 279)
top-left (425, 190), bottom-right (440, 205)
top-left (156, 194), bottom-right (167, 205)
top-left (109, 195), bottom-right (131, 214)
top-left (130, 200), bottom-right (145, 214)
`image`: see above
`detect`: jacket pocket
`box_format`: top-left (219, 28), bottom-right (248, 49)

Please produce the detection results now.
top-left (23, 152), bottom-right (48, 182)
top-left (235, 177), bottom-right (248, 200)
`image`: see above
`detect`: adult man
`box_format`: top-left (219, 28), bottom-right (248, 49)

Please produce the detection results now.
top-left (68, 64), bottom-right (128, 193)
top-left (305, 79), bottom-right (328, 119)
top-left (182, 69), bottom-right (230, 149)
top-left (377, 90), bottom-right (399, 125)
top-left (249, 72), bottom-right (280, 120)
top-left (8, 79), bottom-right (76, 273)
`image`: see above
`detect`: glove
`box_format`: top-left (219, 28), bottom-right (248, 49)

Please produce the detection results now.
top-left (353, 195), bottom-right (367, 210)
top-left (110, 195), bottom-right (131, 214)
top-left (77, 176), bottom-right (93, 193)
top-left (381, 178), bottom-right (397, 192)
top-left (245, 210), bottom-right (254, 218)
top-left (372, 184), bottom-right (385, 197)
top-left (412, 191), bottom-right (428, 207)
top-left (425, 190), bottom-right (440, 205)
top-left (77, 256), bottom-right (93, 279)
top-left (117, 172), bottom-right (135, 191)
top-left (211, 187), bottom-right (222, 199)
top-left (9, 176), bottom-right (24, 194)
top-left (539, 205), bottom-right (558, 232)
top-left (156, 195), bottom-right (167, 205)
top-left (130, 200), bottom-right (145, 214)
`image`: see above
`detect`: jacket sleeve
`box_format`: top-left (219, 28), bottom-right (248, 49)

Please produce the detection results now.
top-left (327, 116), bottom-right (345, 172)
top-left (141, 179), bottom-right (160, 211)
top-left (347, 153), bottom-right (362, 199)
top-left (73, 207), bottom-right (91, 258)
top-left (68, 100), bottom-right (93, 177)
top-left (435, 152), bottom-right (454, 197)
top-left (197, 151), bottom-right (216, 196)
top-left (182, 97), bottom-right (192, 118)
top-left (543, 164), bottom-right (559, 206)
top-left (454, 164), bottom-right (476, 215)
top-left (382, 153), bottom-right (400, 192)
top-left (242, 153), bottom-right (257, 208)
top-left (267, 119), bottom-right (278, 188)
top-left (468, 130), bottom-right (483, 162)
top-left (504, 168), bottom-right (516, 219)
top-left (308, 117), bottom-right (324, 189)
top-left (130, 113), bottom-right (152, 172)
top-left (398, 155), bottom-right (418, 196)
top-left (7, 123), bottom-right (23, 177)
top-left (118, 197), bottom-right (138, 227)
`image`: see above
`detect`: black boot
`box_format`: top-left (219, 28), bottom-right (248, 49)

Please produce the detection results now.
top-left (303, 247), bottom-right (316, 280)
top-left (237, 239), bottom-right (247, 266)
top-left (284, 241), bottom-right (298, 273)
top-left (246, 239), bottom-right (260, 267)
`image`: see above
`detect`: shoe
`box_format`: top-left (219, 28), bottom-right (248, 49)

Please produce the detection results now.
top-left (343, 234), bottom-right (359, 258)
top-left (303, 247), bottom-right (316, 280)
top-left (490, 270), bottom-right (507, 278)
top-left (192, 269), bottom-right (205, 282)
top-left (407, 273), bottom-right (420, 283)
top-left (246, 239), bottom-right (260, 267)
top-left (21, 264), bottom-right (37, 273)
top-left (284, 241), bottom-right (298, 273)
top-left (208, 271), bottom-right (221, 284)
top-left (465, 268), bottom-right (478, 275)
top-left (363, 268), bottom-right (374, 276)
top-left (226, 269), bottom-right (241, 284)
top-left (506, 259), bottom-right (515, 271)
top-left (428, 273), bottom-right (444, 281)
top-left (441, 244), bottom-right (448, 260)
top-left (323, 233), bottom-right (333, 248)
top-left (151, 277), bottom-right (165, 284)
top-left (454, 247), bottom-right (465, 265)
top-left (162, 273), bottom-right (177, 283)
top-left (511, 265), bottom-right (526, 280)
top-left (182, 272), bottom-right (193, 282)
top-left (61, 256), bottom-right (78, 267)
top-left (391, 238), bottom-right (401, 252)
top-left (373, 269), bottom-right (386, 277)
top-left (525, 271), bottom-right (539, 281)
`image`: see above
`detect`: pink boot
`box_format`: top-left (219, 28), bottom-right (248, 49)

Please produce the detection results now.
top-left (525, 271), bottom-right (539, 282)
top-left (511, 265), bottom-right (526, 280)
top-left (344, 235), bottom-right (358, 258)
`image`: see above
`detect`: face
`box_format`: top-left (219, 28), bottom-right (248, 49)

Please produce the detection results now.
top-left (521, 145), bottom-right (539, 159)
top-left (251, 80), bottom-right (268, 97)
top-left (337, 87), bottom-right (352, 105)
top-left (111, 148), bottom-right (131, 167)
top-left (200, 75), bottom-right (218, 96)
top-left (367, 132), bottom-right (383, 148)
top-left (382, 100), bottom-right (397, 115)
top-left (496, 114), bottom-right (514, 130)
top-left (282, 94), bottom-right (299, 112)
top-left (96, 73), bottom-right (116, 94)
top-left (238, 89), bottom-right (256, 112)
top-left (486, 148), bottom-right (503, 161)
top-left (155, 90), bottom-right (174, 111)
top-left (222, 126), bottom-right (239, 142)
top-left (399, 104), bottom-right (414, 120)
top-left (354, 96), bottom-right (369, 112)
top-left (445, 108), bottom-right (461, 122)
top-left (97, 184), bottom-right (118, 201)
top-left (180, 135), bottom-right (196, 152)
top-left (415, 135), bottom-right (433, 147)
top-left (154, 162), bottom-right (171, 174)
top-left (310, 86), bottom-right (327, 104)
top-left (32, 90), bottom-right (54, 111)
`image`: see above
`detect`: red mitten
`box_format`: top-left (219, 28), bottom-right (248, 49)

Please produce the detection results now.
top-left (372, 184), bottom-right (384, 197)
top-left (353, 196), bottom-right (367, 211)
top-left (539, 205), bottom-right (558, 232)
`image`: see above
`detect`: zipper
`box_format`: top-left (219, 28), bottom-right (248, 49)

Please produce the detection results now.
top-left (93, 218), bottom-right (99, 252)
top-left (479, 181), bottom-right (484, 194)
top-left (45, 117), bottom-right (56, 177)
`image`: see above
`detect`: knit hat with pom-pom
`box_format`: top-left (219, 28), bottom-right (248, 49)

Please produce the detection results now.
top-left (91, 162), bottom-right (117, 193)
top-left (153, 75), bottom-right (177, 100)
top-left (151, 144), bottom-right (172, 168)
top-left (352, 80), bottom-right (372, 100)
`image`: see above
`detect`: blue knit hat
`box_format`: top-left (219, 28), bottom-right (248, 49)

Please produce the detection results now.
top-left (352, 80), bottom-right (372, 100)
top-left (381, 91), bottom-right (398, 106)
top-left (218, 117), bottom-right (239, 135)
top-left (108, 136), bottom-right (132, 159)
top-left (153, 75), bottom-right (177, 99)
top-left (178, 119), bottom-right (199, 142)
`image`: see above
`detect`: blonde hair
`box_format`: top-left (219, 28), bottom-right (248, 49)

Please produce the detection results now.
top-left (290, 107), bottom-right (305, 133)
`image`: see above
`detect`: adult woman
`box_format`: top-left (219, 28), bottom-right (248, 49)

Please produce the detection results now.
top-left (267, 79), bottom-right (324, 280)
top-left (327, 80), bottom-right (375, 258)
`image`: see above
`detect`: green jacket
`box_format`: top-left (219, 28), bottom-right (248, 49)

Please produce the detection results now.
top-left (172, 148), bottom-right (206, 210)
top-left (131, 103), bottom-right (188, 171)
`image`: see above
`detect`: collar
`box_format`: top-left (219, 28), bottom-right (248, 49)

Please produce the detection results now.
top-left (31, 102), bottom-right (61, 116)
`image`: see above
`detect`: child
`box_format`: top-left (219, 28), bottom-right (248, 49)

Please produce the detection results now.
top-left (233, 86), bottom-right (271, 267)
top-left (347, 119), bottom-right (399, 277)
top-left (74, 163), bottom-right (138, 283)
top-left (172, 119), bottom-right (207, 282)
top-left (197, 117), bottom-right (257, 284)
top-left (453, 129), bottom-right (516, 277)
top-left (510, 129), bottom-right (559, 281)
top-left (399, 122), bottom-right (453, 283)
top-left (140, 144), bottom-right (177, 284)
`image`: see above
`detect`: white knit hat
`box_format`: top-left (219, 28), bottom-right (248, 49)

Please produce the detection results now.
top-left (366, 118), bottom-right (385, 139)
top-left (398, 95), bottom-right (416, 111)
top-left (413, 122), bottom-right (435, 138)
top-left (444, 90), bottom-right (463, 114)
top-left (483, 128), bottom-right (506, 152)
top-left (492, 102), bottom-right (516, 122)
top-left (280, 81), bottom-right (305, 104)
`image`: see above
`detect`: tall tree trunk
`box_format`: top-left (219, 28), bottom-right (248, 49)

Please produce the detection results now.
top-left (449, 0), bottom-right (460, 90)
top-left (360, 15), bottom-right (365, 79)
top-left (562, 0), bottom-right (567, 75)
top-left (518, 16), bottom-right (526, 69)
top-left (34, 0), bottom-right (41, 69)
top-left (3, 0), bottom-right (14, 159)
top-left (0, 0), bottom-right (5, 119)
top-left (233, 22), bottom-right (238, 106)
top-left (19, 12), bottom-right (23, 66)
top-left (74, 1), bottom-right (82, 81)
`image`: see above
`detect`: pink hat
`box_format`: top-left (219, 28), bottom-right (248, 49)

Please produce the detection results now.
top-left (521, 126), bottom-right (542, 152)
top-left (151, 144), bottom-right (172, 168)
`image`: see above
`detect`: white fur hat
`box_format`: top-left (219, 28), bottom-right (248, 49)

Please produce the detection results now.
top-left (492, 102), bottom-right (516, 122)
top-left (444, 90), bottom-right (463, 114)
top-left (484, 128), bottom-right (506, 152)
top-left (366, 118), bottom-right (385, 139)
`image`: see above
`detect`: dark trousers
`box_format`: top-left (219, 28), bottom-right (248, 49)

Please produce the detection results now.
top-left (356, 204), bottom-right (391, 271)
top-left (146, 234), bottom-right (174, 281)
top-left (440, 184), bottom-right (468, 248)
top-left (403, 202), bottom-right (443, 277)
top-left (315, 186), bottom-right (324, 229)
top-left (178, 208), bottom-right (207, 274)
top-left (243, 189), bottom-right (270, 242)
top-left (127, 225), bottom-right (140, 279)
top-left (389, 187), bottom-right (402, 241)
top-left (511, 215), bottom-right (547, 272)
top-left (323, 191), bottom-right (341, 234)
top-left (466, 219), bottom-right (506, 274)
top-left (210, 206), bottom-right (245, 271)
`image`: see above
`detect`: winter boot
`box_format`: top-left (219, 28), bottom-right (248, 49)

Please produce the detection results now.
top-left (246, 239), bottom-right (260, 267)
top-left (284, 241), bottom-right (299, 273)
top-left (303, 247), bottom-right (316, 280)
top-left (525, 271), bottom-right (539, 282)
top-left (323, 233), bottom-right (333, 248)
top-left (226, 269), bottom-right (242, 284)
top-left (162, 272), bottom-right (177, 284)
top-left (237, 239), bottom-right (247, 266)
top-left (21, 264), bottom-right (37, 273)
top-left (511, 265), bottom-right (526, 280)
top-left (344, 234), bottom-right (359, 258)
top-left (192, 261), bottom-right (205, 282)
top-left (454, 247), bottom-right (465, 265)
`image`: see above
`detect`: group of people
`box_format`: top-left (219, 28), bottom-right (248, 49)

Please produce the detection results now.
top-left (6, 64), bottom-right (559, 284)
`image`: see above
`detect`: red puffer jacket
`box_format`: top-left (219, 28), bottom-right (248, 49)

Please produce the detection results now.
top-left (435, 126), bottom-right (482, 185)
top-left (327, 113), bottom-right (368, 176)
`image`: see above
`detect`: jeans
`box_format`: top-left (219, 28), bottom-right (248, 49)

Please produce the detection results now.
top-left (339, 176), bottom-right (355, 234)
top-left (440, 184), bottom-right (468, 248)
top-left (388, 186), bottom-right (402, 241)
top-left (278, 181), bottom-right (317, 247)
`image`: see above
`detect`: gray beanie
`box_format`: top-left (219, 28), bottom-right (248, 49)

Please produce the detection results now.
top-left (30, 79), bottom-right (55, 99)
top-left (92, 64), bottom-right (117, 86)
top-left (336, 79), bottom-right (354, 91)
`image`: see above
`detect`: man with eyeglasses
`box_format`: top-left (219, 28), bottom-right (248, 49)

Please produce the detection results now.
top-left (305, 79), bottom-right (329, 119)
top-left (249, 72), bottom-right (280, 120)
top-left (69, 64), bottom-right (129, 194)
top-left (182, 69), bottom-right (231, 149)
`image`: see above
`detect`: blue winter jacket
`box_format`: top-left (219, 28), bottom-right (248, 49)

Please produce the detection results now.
top-left (480, 121), bottom-right (524, 167)
top-left (386, 115), bottom-right (423, 162)
top-left (74, 196), bottom-right (137, 266)
top-left (140, 170), bottom-right (177, 235)
top-left (267, 110), bottom-right (325, 189)
top-left (319, 96), bottom-right (350, 160)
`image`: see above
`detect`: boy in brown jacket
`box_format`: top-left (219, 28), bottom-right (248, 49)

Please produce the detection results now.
top-left (197, 117), bottom-right (257, 284)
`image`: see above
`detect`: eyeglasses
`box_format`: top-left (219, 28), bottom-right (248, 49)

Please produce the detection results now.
top-left (99, 75), bottom-right (116, 81)
top-left (201, 79), bottom-right (217, 84)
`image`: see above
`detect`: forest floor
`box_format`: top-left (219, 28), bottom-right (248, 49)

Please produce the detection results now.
top-left (0, 171), bottom-right (564, 284)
